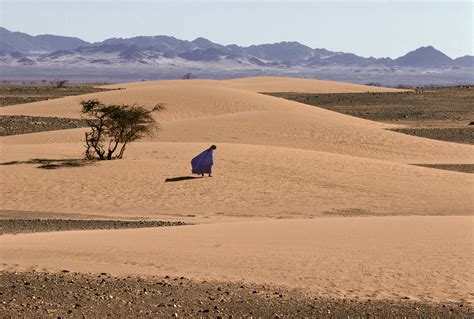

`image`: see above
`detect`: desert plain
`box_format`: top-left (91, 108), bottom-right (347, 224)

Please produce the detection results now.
top-left (0, 76), bottom-right (473, 317)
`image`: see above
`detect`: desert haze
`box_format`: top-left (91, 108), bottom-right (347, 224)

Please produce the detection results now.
top-left (0, 76), bottom-right (473, 316)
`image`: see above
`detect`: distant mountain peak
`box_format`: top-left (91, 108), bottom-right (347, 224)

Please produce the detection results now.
top-left (413, 45), bottom-right (444, 54)
top-left (190, 37), bottom-right (223, 50)
top-left (0, 27), bottom-right (90, 53)
top-left (420, 45), bottom-right (435, 50)
top-left (394, 45), bottom-right (453, 67)
top-left (192, 37), bottom-right (211, 43)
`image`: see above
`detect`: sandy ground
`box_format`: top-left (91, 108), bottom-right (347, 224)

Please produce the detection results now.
top-left (1, 142), bottom-right (472, 218)
top-left (1, 77), bottom-right (473, 312)
top-left (1, 78), bottom-right (472, 163)
top-left (0, 77), bottom-right (407, 121)
top-left (1, 217), bottom-right (473, 305)
top-left (268, 87), bottom-right (474, 145)
top-left (100, 76), bottom-right (408, 93)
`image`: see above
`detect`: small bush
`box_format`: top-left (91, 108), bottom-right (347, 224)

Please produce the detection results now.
top-left (365, 82), bottom-right (382, 87)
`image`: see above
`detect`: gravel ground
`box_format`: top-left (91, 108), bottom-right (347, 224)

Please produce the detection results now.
top-left (0, 84), bottom-right (112, 107)
top-left (0, 115), bottom-right (89, 136)
top-left (0, 219), bottom-right (186, 235)
top-left (413, 164), bottom-right (474, 174)
top-left (391, 127), bottom-right (474, 145)
top-left (265, 86), bottom-right (474, 124)
top-left (0, 271), bottom-right (471, 318)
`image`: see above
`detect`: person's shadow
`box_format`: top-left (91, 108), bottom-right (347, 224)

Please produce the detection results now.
top-left (164, 176), bottom-right (201, 183)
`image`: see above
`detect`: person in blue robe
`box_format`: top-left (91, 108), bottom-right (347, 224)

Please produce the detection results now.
top-left (191, 145), bottom-right (216, 177)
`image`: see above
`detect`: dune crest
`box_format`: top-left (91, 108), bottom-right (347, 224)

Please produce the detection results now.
top-left (101, 76), bottom-right (407, 93)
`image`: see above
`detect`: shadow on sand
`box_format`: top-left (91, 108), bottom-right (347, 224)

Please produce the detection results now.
top-left (0, 158), bottom-right (94, 170)
top-left (165, 176), bottom-right (201, 183)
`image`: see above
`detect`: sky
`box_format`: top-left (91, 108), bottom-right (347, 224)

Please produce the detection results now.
top-left (1, 0), bottom-right (472, 59)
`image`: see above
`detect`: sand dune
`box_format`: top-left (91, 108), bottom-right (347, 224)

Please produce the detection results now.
top-left (156, 111), bottom-right (473, 163)
top-left (1, 79), bottom-right (398, 120)
top-left (1, 114), bottom-right (472, 164)
top-left (1, 80), bottom-right (471, 163)
top-left (1, 142), bottom-right (472, 219)
top-left (1, 217), bottom-right (472, 304)
top-left (1, 77), bottom-right (473, 306)
top-left (101, 76), bottom-right (407, 93)
top-left (222, 76), bottom-right (407, 93)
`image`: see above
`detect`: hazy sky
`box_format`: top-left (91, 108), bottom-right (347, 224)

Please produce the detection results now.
top-left (1, 0), bottom-right (472, 58)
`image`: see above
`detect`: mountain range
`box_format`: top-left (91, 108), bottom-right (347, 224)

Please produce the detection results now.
top-left (1, 27), bottom-right (472, 68)
top-left (0, 27), bottom-right (472, 85)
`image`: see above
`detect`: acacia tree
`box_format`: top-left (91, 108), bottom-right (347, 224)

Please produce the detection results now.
top-left (182, 73), bottom-right (193, 80)
top-left (56, 80), bottom-right (68, 88)
top-left (81, 99), bottom-right (164, 160)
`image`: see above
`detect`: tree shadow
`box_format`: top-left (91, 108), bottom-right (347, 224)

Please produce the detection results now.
top-left (165, 176), bottom-right (201, 183)
top-left (0, 158), bottom-right (94, 170)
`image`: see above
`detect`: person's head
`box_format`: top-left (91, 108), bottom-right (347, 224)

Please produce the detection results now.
top-left (209, 145), bottom-right (217, 150)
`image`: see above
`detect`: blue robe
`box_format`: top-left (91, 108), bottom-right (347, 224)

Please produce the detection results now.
top-left (191, 149), bottom-right (214, 174)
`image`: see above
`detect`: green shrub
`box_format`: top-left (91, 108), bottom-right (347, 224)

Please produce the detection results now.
top-left (81, 99), bottom-right (164, 160)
